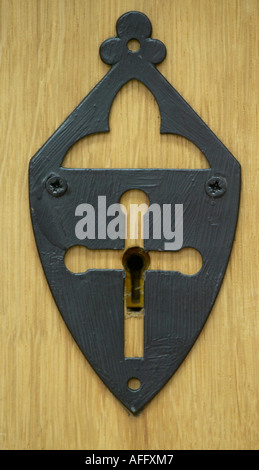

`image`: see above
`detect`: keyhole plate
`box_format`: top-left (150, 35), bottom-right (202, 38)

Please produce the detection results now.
top-left (29, 11), bottom-right (241, 414)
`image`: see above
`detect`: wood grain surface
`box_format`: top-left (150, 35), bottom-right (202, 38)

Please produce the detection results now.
top-left (0, 0), bottom-right (258, 450)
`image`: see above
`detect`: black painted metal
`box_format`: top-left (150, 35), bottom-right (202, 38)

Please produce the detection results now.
top-left (29, 11), bottom-right (241, 414)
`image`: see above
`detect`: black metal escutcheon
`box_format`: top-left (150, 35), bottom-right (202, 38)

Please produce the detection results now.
top-left (29, 12), bottom-right (241, 414)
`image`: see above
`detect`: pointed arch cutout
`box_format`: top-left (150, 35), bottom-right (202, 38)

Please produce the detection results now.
top-left (62, 80), bottom-right (209, 169)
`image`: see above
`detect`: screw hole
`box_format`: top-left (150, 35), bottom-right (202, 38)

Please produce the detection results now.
top-left (128, 378), bottom-right (141, 391)
top-left (45, 174), bottom-right (68, 197)
top-left (50, 179), bottom-right (62, 189)
top-left (205, 176), bottom-right (227, 198)
top-left (209, 180), bottom-right (221, 193)
top-left (127, 39), bottom-right (140, 52)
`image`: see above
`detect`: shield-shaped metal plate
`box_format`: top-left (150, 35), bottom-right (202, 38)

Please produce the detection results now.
top-left (29, 12), bottom-right (241, 414)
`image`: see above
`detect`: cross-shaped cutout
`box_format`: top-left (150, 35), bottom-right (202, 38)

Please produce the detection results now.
top-left (65, 190), bottom-right (202, 361)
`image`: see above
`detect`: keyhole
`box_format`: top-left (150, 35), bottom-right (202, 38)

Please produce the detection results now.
top-left (120, 190), bottom-right (150, 359)
top-left (123, 247), bottom-right (150, 359)
top-left (123, 248), bottom-right (150, 311)
top-left (127, 254), bottom-right (144, 306)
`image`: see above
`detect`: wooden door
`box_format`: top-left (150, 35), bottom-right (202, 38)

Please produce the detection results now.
top-left (1, 0), bottom-right (258, 450)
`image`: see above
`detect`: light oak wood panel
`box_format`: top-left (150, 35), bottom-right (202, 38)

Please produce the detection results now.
top-left (0, 0), bottom-right (258, 450)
